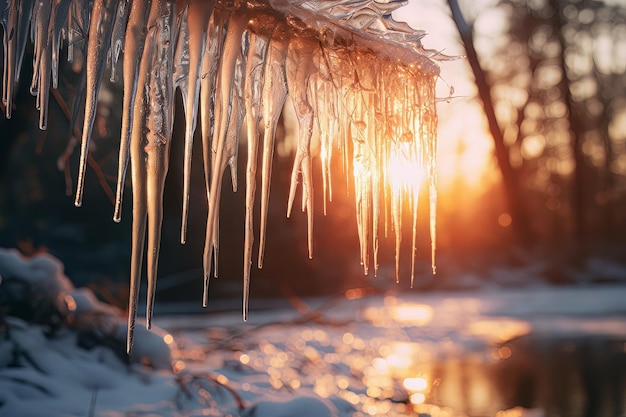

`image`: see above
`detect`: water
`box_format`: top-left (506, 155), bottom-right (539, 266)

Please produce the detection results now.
top-left (160, 288), bottom-right (626, 417)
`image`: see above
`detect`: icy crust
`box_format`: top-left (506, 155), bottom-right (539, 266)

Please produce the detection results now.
top-left (270, 0), bottom-right (453, 70)
top-left (0, 0), bottom-right (443, 350)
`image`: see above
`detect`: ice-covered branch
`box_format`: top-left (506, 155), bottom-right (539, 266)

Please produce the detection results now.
top-left (1, 0), bottom-right (444, 350)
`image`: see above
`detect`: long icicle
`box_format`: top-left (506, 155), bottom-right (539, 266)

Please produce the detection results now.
top-left (243, 30), bottom-right (268, 321)
top-left (202, 9), bottom-right (246, 302)
top-left (285, 36), bottom-right (315, 259)
top-left (200, 7), bottom-right (227, 306)
top-left (126, 0), bottom-right (154, 354)
top-left (75, 0), bottom-right (118, 207)
top-left (180, 0), bottom-right (215, 244)
top-left (0, 1), bottom-right (445, 351)
top-left (258, 26), bottom-right (288, 269)
top-left (109, 0), bottom-right (132, 83)
top-left (114, 0), bottom-right (150, 223)
top-left (145, 0), bottom-right (177, 329)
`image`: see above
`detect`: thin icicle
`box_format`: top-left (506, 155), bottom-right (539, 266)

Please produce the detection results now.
top-left (13, 0), bottom-right (35, 84)
top-left (126, 1), bottom-right (154, 353)
top-left (30, 0), bottom-right (52, 121)
top-left (258, 26), bottom-right (288, 269)
top-left (242, 30), bottom-right (268, 321)
top-left (311, 49), bottom-right (337, 215)
top-left (200, 9), bottom-right (227, 306)
top-left (50, 0), bottom-right (72, 90)
top-left (213, 44), bottom-right (247, 280)
top-left (202, 9), bottom-right (246, 302)
top-left (29, 1), bottom-right (43, 98)
top-left (109, 0), bottom-right (131, 83)
top-left (1, 2), bottom-right (11, 116)
top-left (75, 0), bottom-right (118, 207)
top-left (179, 0), bottom-right (215, 244)
top-left (285, 36), bottom-right (315, 259)
top-left (0, 0), bottom-right (446, 349)
top-left (144, 0), bottom-right (177, 329)
top-left (114, 0), bottom-right (150, 223)
top-left (207, 15), bottom-right (248, 268)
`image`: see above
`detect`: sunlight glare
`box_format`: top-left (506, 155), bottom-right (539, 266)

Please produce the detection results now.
top-left (387, 141), bottom-right (424, 194)
top-left (404, 377), bottom-right (428, 391)
top-left (410, 392), bottom-right (426, 405)
top-left (393, 304), bottom-right (434, 325)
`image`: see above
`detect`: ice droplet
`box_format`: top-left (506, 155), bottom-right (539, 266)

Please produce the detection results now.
top-left (1, 0), bottom-right (448, 351)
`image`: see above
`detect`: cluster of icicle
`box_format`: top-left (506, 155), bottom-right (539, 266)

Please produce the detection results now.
top-left (1, 0), bottom-right (449, 352)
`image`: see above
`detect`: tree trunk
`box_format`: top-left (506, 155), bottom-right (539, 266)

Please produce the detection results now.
top-left (447, 0), bottom-right (532, 246)
top-left (549, 0), bottom-right (586, 240)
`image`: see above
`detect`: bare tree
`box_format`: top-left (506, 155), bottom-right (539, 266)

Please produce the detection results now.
top-left (447, 0), bottom-right (532, 246)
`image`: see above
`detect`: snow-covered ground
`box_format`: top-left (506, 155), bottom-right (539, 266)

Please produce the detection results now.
top-left (1, 249), bottom-right (625, 417)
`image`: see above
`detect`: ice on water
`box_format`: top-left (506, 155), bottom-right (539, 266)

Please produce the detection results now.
top-left (0, 0), bottom-right (448, 350)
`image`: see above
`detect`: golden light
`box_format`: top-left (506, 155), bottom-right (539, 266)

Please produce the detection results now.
top-left (387, 141), bottom-right (424, 195)
top-left (410, 392), bottom-right (427, 405)
top-left (404, 377), bottom-right (428, 391)
top-left (163, 334), bottom-right (175, 345)
top-left (498, 213), bottom-right (513, 227)
top-left (216, 374), bottom-right (229, 385)
top-left (173, 360), bottom-right (186, 373)
top-left (63, 294), bottom-right (77, 312)
top-left (393, 304), bottom-right (434, 326)
top-left (364, 303), bottom-right (434, 327)
top-left (407, 376), bottom-right (430, 393)
top-left (468, 320), bottom-right (531, 343)
top-left (435, 102), bottom-right (499, 191)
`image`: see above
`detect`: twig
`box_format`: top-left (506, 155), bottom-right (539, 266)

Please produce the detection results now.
top-left (50, 88), bottom-right (116, 205)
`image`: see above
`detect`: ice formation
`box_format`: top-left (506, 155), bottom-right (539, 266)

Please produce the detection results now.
top-left (0, 0), bottom-right (450, 351)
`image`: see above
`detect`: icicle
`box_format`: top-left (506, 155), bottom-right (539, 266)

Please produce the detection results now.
top-left (75, 0), bottom-right (118, 207)
top-left (202, 9), bottom-right (246, 304)
top-left (242, 30), bottom-right (268, 321)
top-left (213, 43), bottom-right (247, 276)
top-left (144, 0), bottom-right (177, 329)
top-left (109, 0), bottom-right (131, 83)
top-left (179, 0), bottom-right (215, 244)
top-left (30, 0), bottom-right (54, 129)
top-left (14, 0), bottom-right (34, 81)
top-left (114, 0), bottom-right (150, 223)
top-left (425, 74), bottom-right (438, 276)
top-left (311, 48), bottom-right (337, 215)
top-left (1, 1), bottom-right (10, 116)
top-left (127, 3), bottom-right (152, 352)
top-left (285, 36), bottom-right (315, 259)
top-left (66, 0), bottom-right (90, 64)
top-left (200, 9), bottom-right (227, 306)
top-left (50, 0), bottom-right (72, 90)
top-left (353, 135), bottom-right (372, 275)
top-left (258, 26), bottom-right (288, 269)
top-left (204, 10), bottom-right (247, 280)
top-left (1, 0), bottom-right (446, 349)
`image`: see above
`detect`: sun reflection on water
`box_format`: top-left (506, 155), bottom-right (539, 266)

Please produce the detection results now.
top-left (364, 302), bottom-right (434, 327)
top-left (166, 295), bottom-right (610, 417)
